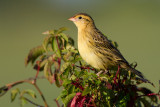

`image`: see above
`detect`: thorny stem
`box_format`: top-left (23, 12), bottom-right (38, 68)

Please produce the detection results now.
top-left (6, 76), bottom-right (48, 107)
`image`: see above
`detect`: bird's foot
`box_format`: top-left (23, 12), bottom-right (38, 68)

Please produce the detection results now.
top-left (96, 70), bottom-right (104, 76)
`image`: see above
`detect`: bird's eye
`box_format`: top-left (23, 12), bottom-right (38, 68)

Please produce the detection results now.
top-left (78, 16), bottom-right (82, 19)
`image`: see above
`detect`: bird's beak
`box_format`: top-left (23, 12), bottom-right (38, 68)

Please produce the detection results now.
top-left (68, 17), bottom-right (76, 22)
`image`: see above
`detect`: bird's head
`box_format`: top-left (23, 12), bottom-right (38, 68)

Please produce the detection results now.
top-left (68, 13), bottom-right (95, 30)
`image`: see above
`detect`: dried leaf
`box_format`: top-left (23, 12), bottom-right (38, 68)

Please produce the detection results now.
top-left (44, 62), bottom-right (54, 84)
top-left (0, 86), bottom-right (9, 97)
top-left (25, 45), bottom-right (45, 66)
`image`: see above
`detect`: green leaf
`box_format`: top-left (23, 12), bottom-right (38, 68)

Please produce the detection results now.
top-left (57, 27), bottom-right (68, 34)
top-left (25, 45), bottom-right (45, 66)
top-left (70, 75), bottom-right (76, 81)
top-left (11, 88), bottom-right (20, 102)
top-left (20, 97), bottom-right (28, 107)
top-left (139, 98), bottom-right (151, 107)
top-left (60, 33), bottom-right (68, 42)
top-left (25, 89), bottom-right (36, 99)
top-left (62, 93), bottom-right (76, 107)
top-left (82, 87), bottom-right (91, 96)
top-left (68, 37), bottom-right (74, 46)
top-left (43, 34), bottom-right (52, 51)
top-left (52, 37), bottom-right (61, 57)
top-left (57, 89), bottom-right (68, 100)
top-left (62, 79), bottom-right (71, 87)
top-left (33, 57), bottom-right (48, 71)
top-left (44, 62), bottom-right (54, 84)
top-left (54, 73), bottom-right (61, 87)
top-left (61, 62), bottom-right (70, 72)
top-left (68, 85), bottom-right (75, 94)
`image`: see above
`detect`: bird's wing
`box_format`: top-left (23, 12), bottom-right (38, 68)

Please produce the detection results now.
top-left (90, 29), bottom-right (128, 64)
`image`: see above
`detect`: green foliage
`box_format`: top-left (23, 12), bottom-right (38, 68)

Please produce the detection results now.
top-left (0, 27), bottom-right (159, 107)
top-left (10, 88), bottom-right (36, 106)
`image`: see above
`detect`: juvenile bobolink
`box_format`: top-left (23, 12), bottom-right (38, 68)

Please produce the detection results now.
top-left (68, 13), bottom-right (144, 78)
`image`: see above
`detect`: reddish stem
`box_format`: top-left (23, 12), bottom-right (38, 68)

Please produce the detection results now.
top-left (72, 81), bottom-right (84, 91)
top-left (35, 61), bottom-right (40, 82)
top-left (56, 36), bottom-right (60, 49)
top-left (54, 99), bottom-right (60, 107)
top-left (113, 65), bottom-right (120, 85)
top-left (72, 64), bottom-right (94, 71)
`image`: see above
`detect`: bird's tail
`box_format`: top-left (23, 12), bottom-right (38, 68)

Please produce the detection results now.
top-left (128, 67), bottom-right (144, 79)
top-left (127, 67), bottom-right (154, 86)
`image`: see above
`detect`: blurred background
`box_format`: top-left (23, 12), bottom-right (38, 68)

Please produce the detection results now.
top-left (0, 0), bottom-right (160, 106)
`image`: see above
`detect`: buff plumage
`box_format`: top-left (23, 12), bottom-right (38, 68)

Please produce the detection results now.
top-left (68, 13), bottom-right (144, 79)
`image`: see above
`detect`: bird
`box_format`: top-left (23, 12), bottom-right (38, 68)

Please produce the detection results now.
top-left (68, 13), bottom-right (144, 79)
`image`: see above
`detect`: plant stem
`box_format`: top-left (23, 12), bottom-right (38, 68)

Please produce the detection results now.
top-left (5, 76), bottom-right (48, 107)
top-left (23, 97), bottom-right (44, 107)
top-left (33, 83), bottom-right (48, 107)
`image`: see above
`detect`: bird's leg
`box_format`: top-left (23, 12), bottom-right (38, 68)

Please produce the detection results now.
top-left (96, 70), bottom-right (104, 76)
top-left (113, 65), bottom-right (120, 85)
top-left (103, 69), bottom-right (111, 76)
top-left (103, 69), bottom-right (109, 74)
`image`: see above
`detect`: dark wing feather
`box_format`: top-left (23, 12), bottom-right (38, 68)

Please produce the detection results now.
top-left (91, 29), bottom-right (129, 65)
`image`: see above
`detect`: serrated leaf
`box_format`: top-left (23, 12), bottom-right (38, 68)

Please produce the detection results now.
top-left (25, 45), bottom-right (45, 66)
top-left (11, 88), bottom-right (20, 102)
top-left (82, 87), bottom-right (91, 96)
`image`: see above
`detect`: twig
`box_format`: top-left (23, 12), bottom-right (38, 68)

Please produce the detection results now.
top-left (23, 97), bottom-right (44, 107)
top-left (5, 76), bottom-right (48, 107)
top-left (33, 83), bottom-right (48, 107)
top-left (54, 99), bottom-right (60, 107)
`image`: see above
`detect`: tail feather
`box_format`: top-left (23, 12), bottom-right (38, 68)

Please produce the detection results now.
top-left (128, 67), bottom-right (154, 86)
top-left (129, 67), bottom-right (144, 79)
